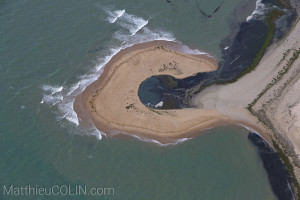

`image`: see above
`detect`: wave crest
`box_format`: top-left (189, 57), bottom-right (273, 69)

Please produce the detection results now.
top-left (246, 0), bottom-right (268, 22)
top-left (40, 8), bottom-right (177, 142)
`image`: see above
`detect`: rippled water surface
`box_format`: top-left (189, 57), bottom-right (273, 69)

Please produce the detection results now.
top-left (0, 0), bottom-right (281, 199)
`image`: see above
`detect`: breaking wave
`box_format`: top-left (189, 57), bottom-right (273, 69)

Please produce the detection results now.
top-left (246, 0), bottom-right (271, 22)
top-left (110, 131), bottom-right (191, 146)
top-left (41, 6), bottom-right (210, 143)
top-left (104, 8), bottom-right (125, 23)
top-left (40, 7), bottom-right (177, 142)
top-left (116, 12), bottom-right (149, 36)
top-left (239, 124), bottom-right (272, 146)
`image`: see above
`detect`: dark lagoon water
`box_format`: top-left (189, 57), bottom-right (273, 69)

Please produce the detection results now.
top-left (0, 0), bottom-right (295, 199)
top-left (138, 0), bottom-right (298, 109)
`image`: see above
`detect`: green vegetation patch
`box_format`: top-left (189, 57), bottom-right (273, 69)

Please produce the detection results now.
top-left (225, 9), bottom-right (285, 84)
top-left (149, 108), bottom-right (162, 115)
top-left (247, 48), bottom-right (300, 111)
top-left (276, 0), bottom-right (293, 9)
top-left (247, 48), bottom-right (300, 198)
top-left (126, 103), bottom-right (135, 110)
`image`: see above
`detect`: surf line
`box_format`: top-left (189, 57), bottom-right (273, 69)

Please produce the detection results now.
top-left (111, 9), bottom-right (125, 24)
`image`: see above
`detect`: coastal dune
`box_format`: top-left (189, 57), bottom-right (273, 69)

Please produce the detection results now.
top-left (74, 41), bottom-right (228, 142)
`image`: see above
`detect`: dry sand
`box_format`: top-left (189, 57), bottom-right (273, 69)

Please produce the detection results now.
top-left (75, 17), bottom-right (300, 162)
top-left (72, 7), bottom-right (300, 188)
top-left (74, 40), bottom-right (231, 143)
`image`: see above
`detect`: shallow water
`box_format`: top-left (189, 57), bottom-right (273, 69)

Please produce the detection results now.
top-left (0, 0), bottom-right (290, 199)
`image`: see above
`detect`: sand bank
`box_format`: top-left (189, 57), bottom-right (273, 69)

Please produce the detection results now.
top-left (193, 18), bottom-right (300, 180)
top-left (74, 40), bottom-right (233, 143)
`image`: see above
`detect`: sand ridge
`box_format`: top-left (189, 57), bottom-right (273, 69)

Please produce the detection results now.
top-left (192, 18), bottom-right (300, 181)
top-left (74, 40), bottom-right (230, 142)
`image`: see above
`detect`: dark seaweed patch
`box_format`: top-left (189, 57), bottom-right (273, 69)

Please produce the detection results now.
top-left (248, 132), bottom-right (294, 200)
top-left (138, 2), bottom-right (297, 109)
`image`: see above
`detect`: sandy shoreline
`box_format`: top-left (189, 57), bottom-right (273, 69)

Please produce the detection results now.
top-left (71, 4), bottom-right (300, 197)
top-left (74, 40), bottom-right (275, 144)
top-left (74, 40), bottom-right (230, 143)
top-left (193, 17), bottom-right (300, 182)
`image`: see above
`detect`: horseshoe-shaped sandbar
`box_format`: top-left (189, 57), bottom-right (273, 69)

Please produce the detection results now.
top-left (74, 40), bottom-right (228, 142)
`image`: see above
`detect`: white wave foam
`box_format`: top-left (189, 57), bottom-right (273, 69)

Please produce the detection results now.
top-left (130, 20), bottom-right (148, 36)
top-left (86, 125), bottom-right (104, 140)
top-left (117, 13), bottom-right (149, 36)
top-left (95, 47), bottom-right (122, 71)
top-left (113, 27), bottom-right (175, 46)
top-left (104, 8), bottom-right (126, 24)
top-left (57, 101), bottom-right (79, 125)
top-left (246, 0), bottom-right (267, 22)
top-left (40, 9), bottom-right (186, 143)
top-left (41, 84), bottom-right (63, 95)
top-left (95, 131), bottom-right (102, 140)
top-left (67, 83), bottom-right (80, 96)
top-left (239, 124), bottom-right (272, 147)
top-left (178, 44), bottom-right (208, 55)
top-left (114, 131), bottom-right (191, 146)
top-left (287, 181), bottom-right (296, 200)
top-left (41, 94), bottom-right (63, 106)
top-left (155, 101), bottom-right (164, 108)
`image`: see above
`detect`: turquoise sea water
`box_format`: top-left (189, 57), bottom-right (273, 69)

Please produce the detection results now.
top-left (0, 0), bottom-right (279, 199)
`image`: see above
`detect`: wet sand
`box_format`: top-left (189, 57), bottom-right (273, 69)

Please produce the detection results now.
top-left (74, 40), bottom-right (232, 143)
top-left (74, 40), bottom-right (275, 144)
top-left (193, 19), bottom-right (300, 181)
